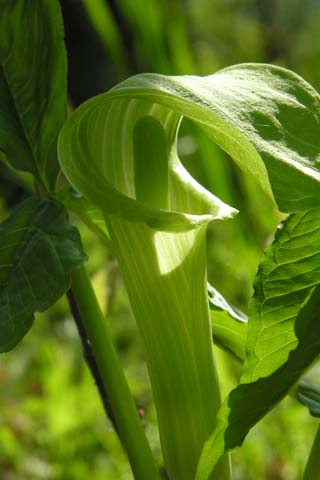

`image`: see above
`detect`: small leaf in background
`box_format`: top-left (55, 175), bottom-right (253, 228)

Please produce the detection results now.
top-left (197, 209), bottom-right (320, 479)
top-left (0, 197), bottom-right (86, 352)
top-left (0, 0), bottom-right (67, 190)
top-left (297, 381), bottom-right (320, 418)
top-left (209, 284), bottom-right (247, 361)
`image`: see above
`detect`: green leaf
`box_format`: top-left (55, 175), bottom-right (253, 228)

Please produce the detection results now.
top-left (197, 285), bottom-right (320, 479)
top-left (297, 381), bottom-right (320, 418)
top-left (209, 284), bottom-right (247, 361)
top-left (209, 285), bottom-right (320, 417)
top-left (245, 209), bottom-right (320, 381)
top-left (0, 197), bottom-right (86, 352)
top-left (0, 0), bottom-right (67, 190)
top-left (55, 187), bottom-right (112, 251)
top-left (197, 209), bottom-right (320, 479)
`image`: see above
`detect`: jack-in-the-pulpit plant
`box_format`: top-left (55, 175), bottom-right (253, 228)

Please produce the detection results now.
top-left (2, 2), bottom-right (320, 479)
top-left (58, 65), bottom-right (320, 479)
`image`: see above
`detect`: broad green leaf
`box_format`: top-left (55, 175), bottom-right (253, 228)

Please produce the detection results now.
top-left (209, 288), bottom-right (320, 416)
top-left (197, 285), bottom-right (320, 479)
top-left (245, 209), bottom-right (320, 381)
top-left (197, 209), bottom-right (320, 479)
top-left (0, 197), bottom-right (86, 352)
top-left (0, 0), bottom-right (67, 190)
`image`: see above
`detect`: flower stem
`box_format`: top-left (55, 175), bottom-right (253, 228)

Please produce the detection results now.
top-left (70, 265), bottom-right (159, 480)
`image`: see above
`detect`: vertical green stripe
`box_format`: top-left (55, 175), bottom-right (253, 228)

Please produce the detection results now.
top-left (133, 116), bottom-right (169, 209)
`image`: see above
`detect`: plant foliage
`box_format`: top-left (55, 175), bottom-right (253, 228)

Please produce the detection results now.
top-left (0, 197), bottom-right (86, 352)
top-left (0, 0), bottom-right (67, 189)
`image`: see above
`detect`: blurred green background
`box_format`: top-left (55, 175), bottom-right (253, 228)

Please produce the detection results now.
top-left (1, 0), bottom-right (320, 478)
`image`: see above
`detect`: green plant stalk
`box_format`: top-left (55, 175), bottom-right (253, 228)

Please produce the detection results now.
top-left (302, 421), bottom-right (320, 480)
top-left (107, 216), bottom-right (230, 480)
top-left (70, 264), bottom-right (159, 480)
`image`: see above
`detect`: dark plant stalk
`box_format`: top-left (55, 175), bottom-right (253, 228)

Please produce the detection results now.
top-left (66, 288), bottom-right (119, 434)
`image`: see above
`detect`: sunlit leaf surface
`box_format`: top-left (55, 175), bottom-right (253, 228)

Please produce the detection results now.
top-left (197, 210), bottom-right (320, 479)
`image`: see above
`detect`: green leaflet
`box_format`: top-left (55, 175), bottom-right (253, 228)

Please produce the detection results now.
top-left (54, 187), bottom-right (112, 251)
top-left (198, 286), bottom-right (320, 479)
top-left (245, 210), bottom-right (320, 381)
top-left (297, 381), bottom-right (320, 418)
top-left (209, 289), bottom-right (320, 417)
top-left (209, 284), bottom-right (247, 362)
top-left (0, 197), bottom-right (86, 352)
top-left (197, 210), bottom-right (320, 479)
top-left (0, 0), bottom-right (67, 190)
